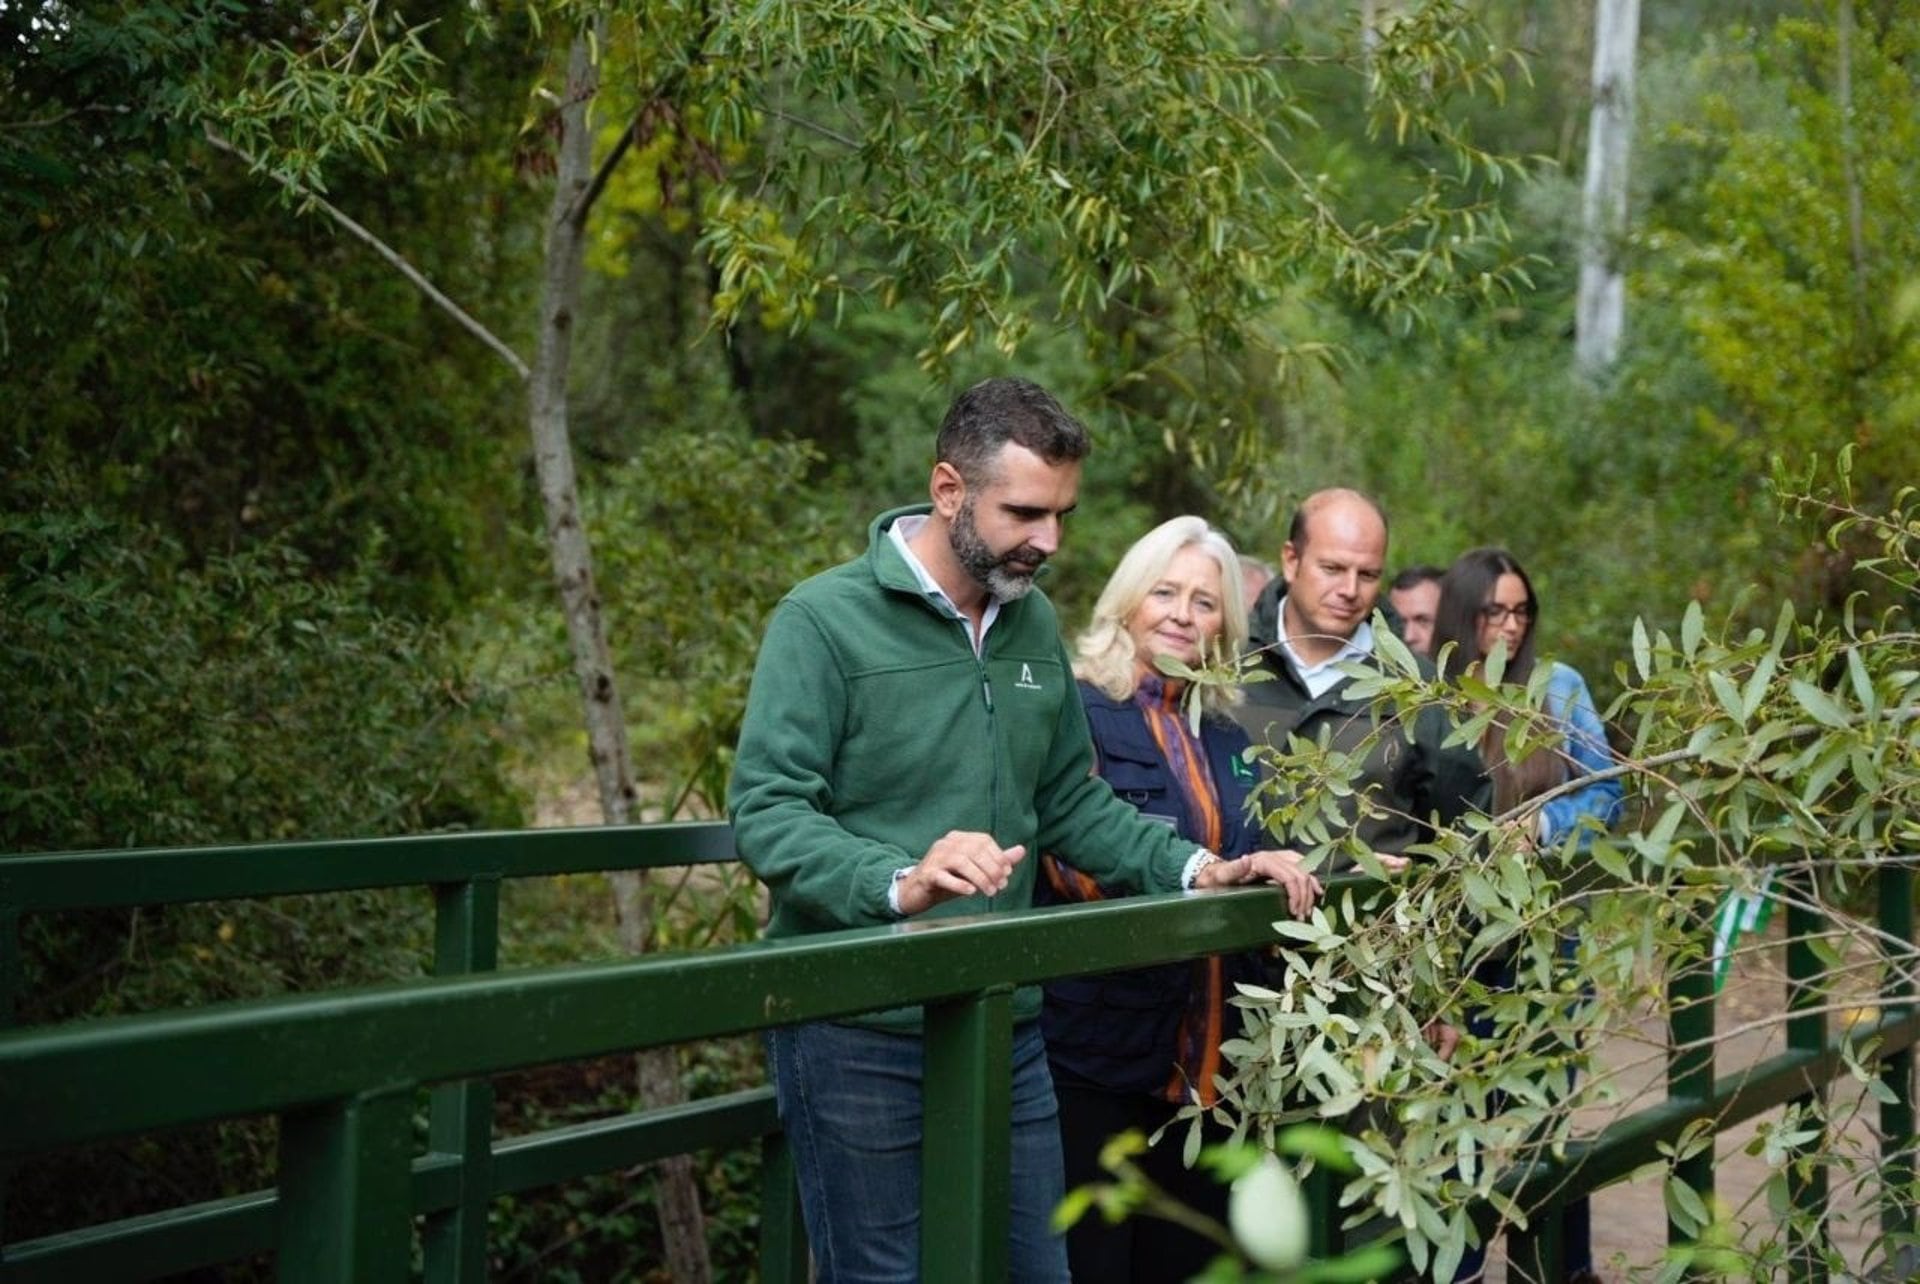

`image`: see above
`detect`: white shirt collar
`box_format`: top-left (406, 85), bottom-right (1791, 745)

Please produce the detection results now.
top-left (1280, 619), bottom-right (1375, 699)
top-left (888, 515), bottom-right (1001, 654)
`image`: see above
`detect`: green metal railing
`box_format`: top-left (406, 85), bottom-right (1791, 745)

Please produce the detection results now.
top-left (2, 827), bottom-right (1917, 1282)
top-left (0, 823), bottom-right (756, 1283)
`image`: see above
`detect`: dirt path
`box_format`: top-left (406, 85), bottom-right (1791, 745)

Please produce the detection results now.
top-left (1484, 910), bottom-right (1904, 1283)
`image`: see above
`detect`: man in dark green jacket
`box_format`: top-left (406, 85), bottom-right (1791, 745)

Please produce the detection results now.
top-left (1233, 488), bottom-right (1488, 859)
top-left (729, 377), bottom-right (1317, 1283)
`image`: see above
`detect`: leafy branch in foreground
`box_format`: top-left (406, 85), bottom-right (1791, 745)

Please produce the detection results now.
top-left (1163, 459), bottom-right (1919, 1281)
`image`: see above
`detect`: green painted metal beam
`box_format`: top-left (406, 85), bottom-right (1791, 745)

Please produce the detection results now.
top-left (758, 1131), bottom-right (809, 1284)
top-left (1667, 930), bottom-right (1715, 1257)
top-left (1502, 1008), bottom-right (1920, 1210)
top-left (277, 1087), bottom-right (413, 1284)
top-left (1785, 888), bottom-right (1829, 1284)
top-left (0, 888), bottom-right (1300, 1155)
top-left (921, 989), bottom-right (1013, 1284)
top-left (423, 878), bottom-right (499, 1284)
top-left (1879, 864), bottom-right (1916, 1263)
top-left (490, 1089), bottom-right (779, 1194)
top-left (0, 822), bottom-right (737, 913)
top-left (0, 1190), bottom-right (276, 1284)
top-left (0, 1090), bottom-right (778, 1283)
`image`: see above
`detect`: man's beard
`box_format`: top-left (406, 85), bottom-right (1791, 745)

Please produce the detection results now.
top-left (951, 499), bottom-right (1045, 601)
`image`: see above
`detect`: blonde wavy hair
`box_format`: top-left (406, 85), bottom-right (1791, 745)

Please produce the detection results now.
top-left (1072, 516), bottom-right (1247, 716)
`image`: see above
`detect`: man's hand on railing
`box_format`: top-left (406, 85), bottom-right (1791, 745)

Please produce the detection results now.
top-left (1192, 849), bottom-right (1323, 918)
top-left (895, 831), bottom-right (1027, 916)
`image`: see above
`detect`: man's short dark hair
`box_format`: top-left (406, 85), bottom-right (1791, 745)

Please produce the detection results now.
top-left (936, 377), bottom-right (1091, 487)
top-left (1390, 564), bottom-right (1446, 593)
top-left (1285, 487), bottom-right (1390, 551)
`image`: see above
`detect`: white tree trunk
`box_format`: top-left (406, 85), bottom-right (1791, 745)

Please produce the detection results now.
top-left (1574, 0), bottom-right (1640, 377)
top-left (531, 26), bottom-right (713, 1284)
top-left (1837, 0), bottom-right (1870, 342)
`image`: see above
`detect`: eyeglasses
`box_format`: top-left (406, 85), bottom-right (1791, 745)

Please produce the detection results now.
top-left (1478, 603), bottom-right (1535, 624)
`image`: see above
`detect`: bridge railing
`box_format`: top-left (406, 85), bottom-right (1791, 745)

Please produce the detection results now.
top-left (2, 828), bottom-right (1917, 1282)
top-left (0, 822), bottom-right (755, 1283)
top-left (0, 823), bottom-right (1304, 1283)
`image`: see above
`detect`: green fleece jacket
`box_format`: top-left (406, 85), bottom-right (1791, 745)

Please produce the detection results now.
top-left (727, 505), bottom-right (1197, 1029)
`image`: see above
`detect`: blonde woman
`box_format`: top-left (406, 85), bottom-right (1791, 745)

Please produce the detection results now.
top-left (1037, 515), bottom-right (1316, 1282)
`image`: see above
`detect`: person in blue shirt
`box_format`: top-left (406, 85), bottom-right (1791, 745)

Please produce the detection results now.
top-left (1430, 548), bottom-right (1622, 847)
top-left (1430, 546), bottom-right (1622, 1284)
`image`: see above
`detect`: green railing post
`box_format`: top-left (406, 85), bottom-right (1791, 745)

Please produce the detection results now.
top-left (1508, 1187), bottom-right (1564, 1284)
top-left (277, 1086), bottom-right (414, 1284)
top-left (1303, 1163), bottom-right (1343, 1260)
top-left (1879, 862), bottom-right (1916, 1279)
top-left (757, 1129), bottom-right (809, 1284)
top-left (920, 986), bottom-right (1013, 1284)
top-left (1785, 876), bottom-right (1829, 1284)
top-left (0, 908), bottom-right (17, 1255)
top-left (423, 878), bottom-right (500, 1284)
top-left (1668, 926), bottom-right (1715, 1259)
top-left (0, 908), bottom-right (18, 1029)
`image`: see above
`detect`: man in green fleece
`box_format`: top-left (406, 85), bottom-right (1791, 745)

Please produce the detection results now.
top-left (729, 376), bottom-right (1318, 1282)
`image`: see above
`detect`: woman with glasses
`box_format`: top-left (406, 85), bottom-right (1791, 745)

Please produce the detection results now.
top-left (1429, 546), bottom-right (1621, 1284)
top-left (1430, 548), bottom-right (1621, 844)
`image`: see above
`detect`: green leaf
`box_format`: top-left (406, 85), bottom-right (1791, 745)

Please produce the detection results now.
top-left (1789, 679), bottom-right (1851, 731)
top-left (1632, 617), bottom-right (1652, 681)
top-left (1272, 920), bottom-right (1331, 945)
top-left (1274, 1123), bottom-right (1358, 1172)
top-left (1051, 1183), bottom-right (1096, 1231)
top-left (1846, 649), bottom-right (1877, 717)
top-left (1741, 649), bottom-right (1777, 721)
top-left (1681, 600), bottom-right (1704, 660)
top-left (1588, 837), bottom-right (1632, 882)
top-left (1665, 1175), bottom-right (1709, 1236)
top-left (1293, 1242), bottom-right (1405, 1284)
top-left (1708, 670), bottom-right (1745, 728)
top-left (1649, 799), bottom-right (1686, 849)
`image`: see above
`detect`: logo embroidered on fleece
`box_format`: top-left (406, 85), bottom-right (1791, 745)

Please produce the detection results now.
top-left (1014, 662), bottom-right (1043, 691)
top-left (1230, 753), bottom-right (1257, 784)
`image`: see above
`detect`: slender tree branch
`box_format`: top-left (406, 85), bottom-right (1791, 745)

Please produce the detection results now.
top-left (1, 103), bottom-right (129, 132)
top-left (563, 13), bottom-right (721, 229)
top-left (760, 105), bottom-right (862, 151)
top-left (565, 104), bottom-right (645, 231)
top-left (1491, 703), bottom-right (1920, 830)
top-left (200, 125), bottom-right (532, 381)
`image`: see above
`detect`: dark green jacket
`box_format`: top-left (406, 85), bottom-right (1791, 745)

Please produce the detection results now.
top-left (1230, 579), bottom-right (1489, 856)
top-left (727, 505), bottom-right (1197, 1029)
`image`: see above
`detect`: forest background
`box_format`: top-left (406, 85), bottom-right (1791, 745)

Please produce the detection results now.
top-left (4, 0), bottom-right (1918, 1278)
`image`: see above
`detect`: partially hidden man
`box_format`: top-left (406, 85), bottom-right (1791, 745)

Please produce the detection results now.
top-left (728, 377), bottom-right (1319, 1283)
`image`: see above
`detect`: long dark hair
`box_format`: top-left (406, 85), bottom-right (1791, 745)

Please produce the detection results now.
top-left (1432, 547), bottom-right (1539, 685)
top-left (1433, 547), bottom-right (1561, 812)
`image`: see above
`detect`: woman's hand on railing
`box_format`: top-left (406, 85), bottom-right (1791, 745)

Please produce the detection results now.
top-left (896, 831), bottom-right (1027, 915)
top-left (1421, 1019), bottom-right (1460, 1062)
top-left (1195, 849), bottom-right (1323, 918)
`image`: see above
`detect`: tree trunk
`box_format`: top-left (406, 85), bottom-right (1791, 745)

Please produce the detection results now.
top-left (530, 25), bottom-right (713, 1284)
top-left (1574, 0), bottom-right (1640, 378)
top-left (1836, 0), bottom-right (1871, 348)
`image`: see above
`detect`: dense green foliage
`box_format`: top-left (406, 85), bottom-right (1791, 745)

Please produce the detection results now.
top-left (1068, 461), bottom-right (1919, 1281)
top-left (6, 0), bottom-right (1920, 1276)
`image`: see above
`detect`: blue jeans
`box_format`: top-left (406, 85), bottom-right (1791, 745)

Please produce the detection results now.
top-left (766, 1019), bottom-right (1071, 1284)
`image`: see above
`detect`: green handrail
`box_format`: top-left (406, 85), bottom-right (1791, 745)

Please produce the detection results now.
top-left (0, 888), bottom-right (1298, 1282)
top-left (4, 827), bottom-right (1918, 1283)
